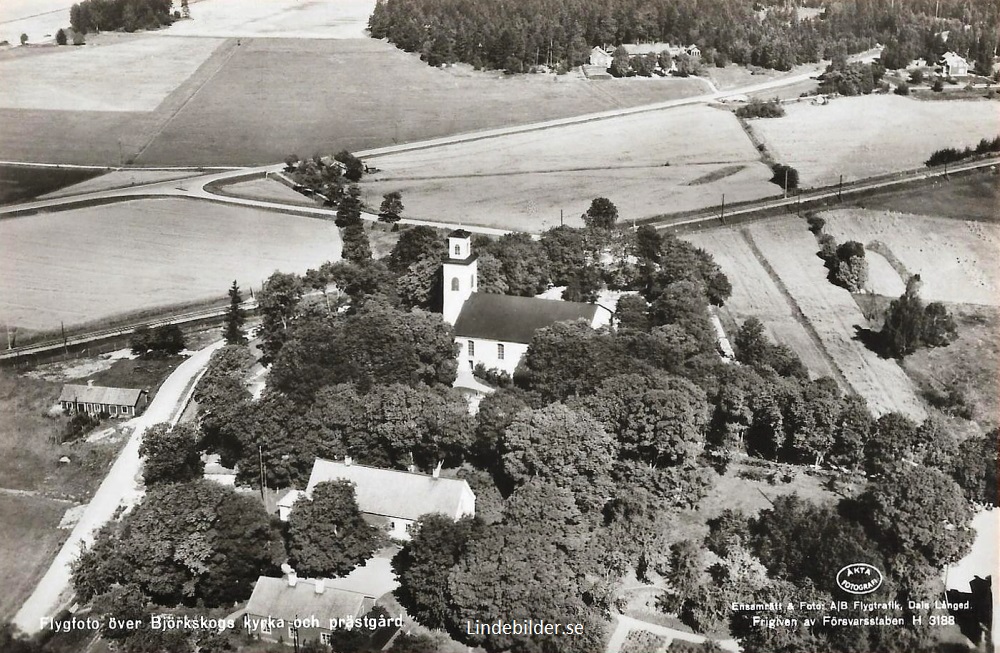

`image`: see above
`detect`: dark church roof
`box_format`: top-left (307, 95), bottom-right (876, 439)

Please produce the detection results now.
top-left (453, 293), bottom-right (598, 344)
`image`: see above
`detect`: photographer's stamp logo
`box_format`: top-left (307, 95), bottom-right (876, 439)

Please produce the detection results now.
top-left (836, 564), bottom-right (883, 595)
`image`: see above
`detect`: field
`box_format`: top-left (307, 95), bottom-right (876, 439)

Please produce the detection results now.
top-left (682, 228), bottom-right (838, 380)
top-left (0, 493), bottom-right (70, 621)
top-left (39, 168), bottom-right (210, 200)
top-left (819, 209), bottom-right (1000, 306)
top-left (746, 217), bottom-right (927, 419)
top-left (0, 35), bottom-right (224, 111)
top-left (0, 198), bottom-right (343, 330)
top-left (360, 104), bottom-right (780, 231)
top-left (0, 0), bottom-right (76, 45)
top-left (0, 164), bottom-right (104, 204)
top-left (215, 176), bottom-right (318, 206)
top-left (750, 95), bottom-right (1000, 187)
top-left (167, 0), bottom-right (377, 39)
top-left (855, 170), bottom-right (1000, 222)
top-left (903, 306), bottom-right (1000, 429)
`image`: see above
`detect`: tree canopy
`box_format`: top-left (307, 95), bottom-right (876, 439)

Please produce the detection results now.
top-left (287, 480), bottom-right (382, 577)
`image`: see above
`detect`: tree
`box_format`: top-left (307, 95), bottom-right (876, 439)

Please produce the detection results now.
top-left (610, 45), bottom-right (630, 76)
top-left (541, 225), bottom-right (587, 286)
top-left (392, 515), bottom-right (482, 629)
top-left (881, 274), bottom-right (924, 357)
top-left (769, 163), bottom-right (799, 191)
top-left (257, 271), bottom-right (304, 362)
top-left (583, 197), bottom-right (618, 231)
top-left (379, 191), bottom-right (404, 222)
top-left (223, 280), bottom-right (246, 344)
top-left (56, 28), bottom-right (67, 45)
top-left (342, 222), bottom-right (372, 264)
top-left (335, 150), bottom-right (365, 182)
top-left (284, 154), bottom-right (299, 171)
top-left (335, 184), bottom-right (363, 227)
top-left (387, 226), bottom-right (444, 273)
top-left (73, 31), bottom-right (85, 45)
top-left (72, 481), bottom-right (283, 606)
top-left (950, 429), bottom-right (998, 505)
top-left (909, 69), bottom-right (924, 84)
top-left (500, 403), bottom-right (616, 512)
top-left (194, 345), bottom-right (254, 467)
top-left (615, 293), bottom-right (650, 331)
top-left (921, 302), bottom-right (957, 347)
top-left (20, 33), bottom-right (27, 46)
top-left (856, 464), bottom-right (973, 584)
top-left (832, 241), bottom-right (868, 292)
top-left (287, 481), bottom-right (381, 577)
top-left (130, 323), bottom-right (185, 356)
top-left (139, 423), bottom-right (204, 486)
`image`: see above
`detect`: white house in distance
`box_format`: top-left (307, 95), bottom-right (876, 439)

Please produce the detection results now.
top-left (589, 42), bottom-right (701, 68)
top-left (939, 51), bottom-right (970, 77)
top-left (589, 46), bottom-right (613, 67)
top-left (442, 230), bottom-right (611, 376)
top-left (278, 457), bottom-right (476, 541)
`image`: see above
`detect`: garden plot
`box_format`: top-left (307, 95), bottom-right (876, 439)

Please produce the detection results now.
top-left (750, 95), bottom-right (1000, 187)
top-left (746, 218), bottom-right (927, 420)
top-left (820, 208), bottom-right (1000, 306)
top-left (0, 35), bottom-right (223, 111)
top-left (683, 228), bottom-right (837, 380)
top-left (0, 198), bottom-right (342, 330)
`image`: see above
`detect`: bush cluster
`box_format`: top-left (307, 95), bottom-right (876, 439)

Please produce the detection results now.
top-left (925, 135), bottom-right (1000, 167)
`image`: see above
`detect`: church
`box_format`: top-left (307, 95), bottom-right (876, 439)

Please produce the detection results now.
top-left (442, 230), bottom-right (611, 375)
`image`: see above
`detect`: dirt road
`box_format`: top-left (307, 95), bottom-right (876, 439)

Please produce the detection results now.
top-left (11, 340), bottom-right (224, 635)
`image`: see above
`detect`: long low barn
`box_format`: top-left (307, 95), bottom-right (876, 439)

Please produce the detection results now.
top-left (59, 381), bottom-right (148, 418)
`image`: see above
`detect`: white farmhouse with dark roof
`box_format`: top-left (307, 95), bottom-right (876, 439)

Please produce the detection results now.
top-left (279, 457), bottom-right (476, 541)
top-left (58, 381), bottom-right (148, 418)
top-left (443, 230), bottom-right (611, 375)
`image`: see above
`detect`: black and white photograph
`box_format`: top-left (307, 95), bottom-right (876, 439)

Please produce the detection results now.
top-left (0, 0), bottom-right (997, 651)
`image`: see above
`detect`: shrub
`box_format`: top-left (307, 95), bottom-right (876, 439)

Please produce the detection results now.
top-left (20, 33), bottom-right (28, 46)
top-left (893, 82), bottom-right (909, 95)
top-left (72, 31), bottom-right (85, 45)
top-left (806, 214), bottom-right (826, 235)
top-left (63, 411), bottom-right (102, 442)
top-left (473, 363), bottom-right (513, 388)
top-left (908, 69), bottom-right (924, 84)
top-left (769, 163), bottom-right (799, 191)
top-left (56, 29), bottom-right (67, 45)
top-left (735, 97), bottom-right (785, 119)
top-left (931, 78), bottom-right (944, 92)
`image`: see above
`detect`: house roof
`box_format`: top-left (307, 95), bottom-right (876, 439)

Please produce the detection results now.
top-left (622, 42), bottom-right (674, 56)
top-left (449, 229), bottom-right (472, 238)
top-left (940, 51), bottom-right (967, 65)
top-left (58, 384), bottom-right (145, 407)
top-left (453, 292), bottom-right (598, 344)
top-left (306, 459), bottom-right (475, 522)
top-left (591, 46), bottom-right (610, 54)
top-left (245, 576), bottom-right (373, 623)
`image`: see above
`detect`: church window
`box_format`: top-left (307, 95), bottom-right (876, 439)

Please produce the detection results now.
top-left (454, 244), bottom-right (461, 256)
top-left (451, 277), bottom-right (460, 291)
top-left (468, 340), bottom-right (475, 356)
top-left (497, 344), bottom-right (505, 360)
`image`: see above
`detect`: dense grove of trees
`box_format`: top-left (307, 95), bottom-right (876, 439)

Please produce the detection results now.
top-left (369, 0), bottom-right (999, 73)
top-left (926, 135), bottom-right (1000, 167)
top-left (881, 275), bottom-right (958, 358)
top-left (73, 194), bottom-right (991, 653)
top-left (70, 0), bottom-right (173, 34)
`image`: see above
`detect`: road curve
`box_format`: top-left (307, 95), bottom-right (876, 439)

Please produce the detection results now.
top-left (12, 340), bottom-right (225, 635)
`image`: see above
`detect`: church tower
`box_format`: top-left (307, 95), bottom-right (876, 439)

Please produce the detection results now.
top-left (442, 229), bottom-right (478, 324)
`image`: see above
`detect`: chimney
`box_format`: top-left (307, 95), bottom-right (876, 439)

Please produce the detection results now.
top-left (87, 379), bottom-right (95, 387)
top-left (432, 461), bottom-right (443, 479)
top-left (314, 579), bottom-right (325, 595)
top-left (344, 456), bottom-right (352, 466)
top-left (287, 571), bottom-right (297, 588)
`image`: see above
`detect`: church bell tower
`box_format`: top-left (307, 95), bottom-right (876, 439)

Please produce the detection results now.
top-left (442, 229), bottom-right (478, 324)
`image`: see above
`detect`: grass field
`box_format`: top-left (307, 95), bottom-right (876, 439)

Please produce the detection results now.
top-left (0, 198), bottom-right (343, 330)
top-left (0, 164), bottom-right (104, 204)
top-left (854, 170), bottom-right (1000, 222)
top-left (819, 209), bottom-right (1000, 306)
top-left (0, 36), bottom-right (224, 111)
top-left (746, 217), bottom-right (927, 420)
top-left (0, 493), bottom-right (70, 622)
top-left (40, 168), bottom-right (210, 200)
top-left (903, 305), bottom-right (1000, 430)
top-left (360, 104), bottom-right (779, 231)
top-left (167, 0), bottom-right (377, 39)
top-left (133, 38), bottom-right (710, 166)
top-left (682, 227), bottom-right (838, 380)
top-left (215, 176), bottom-right (318, 206)
top-left (750, 95), bottom-right (1000, 187)
top-left (0, 0), bottom-right (76, 45)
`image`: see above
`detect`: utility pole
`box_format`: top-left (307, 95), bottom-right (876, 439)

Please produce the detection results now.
top-left (720, 193), bottom-right (726, 224)
top-left (838, 174), bottom-right (843, 201)
top-left (258, 445), bottom-right (266, 503)
top-left (118, 139), bottom-right (123, 167)
top-left (783, 168), bottom-right (789, 198)
top-left (560, 209), bottom-right (563, 226)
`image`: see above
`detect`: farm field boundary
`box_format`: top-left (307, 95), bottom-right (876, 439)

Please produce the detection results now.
top-left (739, 227), bottom-right (852, 390)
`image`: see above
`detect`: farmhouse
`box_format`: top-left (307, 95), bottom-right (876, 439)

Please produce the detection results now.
top-left (244, 574), bottom-right (376, 647)
top-left (589, 46), bottom-right (613, 67)
top-left (442, 230), bottom-right (610, 375)
top-left (58, 381), bottom-right (147, 418)
top-left (939, 51), bottom-right (970, 77)
top-left (279, 457), bottom-right (476, 541)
